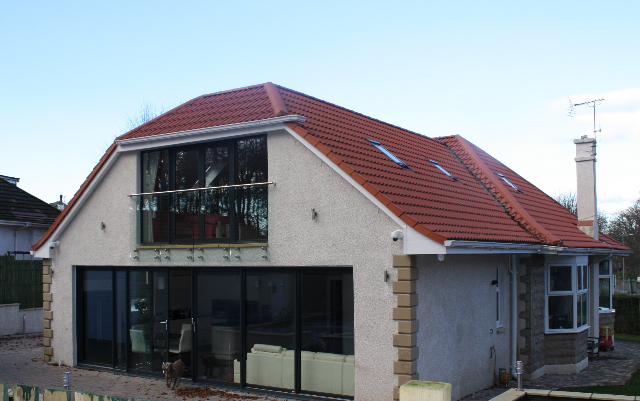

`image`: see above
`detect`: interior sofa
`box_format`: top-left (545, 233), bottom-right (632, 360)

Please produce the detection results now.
top-left (233, 344), bottom-right (354, 396)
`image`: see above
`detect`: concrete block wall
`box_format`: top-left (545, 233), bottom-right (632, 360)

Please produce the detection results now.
top-left (544, 331), bottom-right (587, 366)
top-left (0, 304), bottom-right (43, 335)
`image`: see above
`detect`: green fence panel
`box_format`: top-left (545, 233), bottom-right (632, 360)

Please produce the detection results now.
top-left (613, 293), bottom-right (640, 335)
top-left (0, 382), bottom-right (8, 401)
top-left (13, 384), bottom-right (39, 401)
top-left (0, 255), bottom-right (43, 309)
top-left (74, 392), bottom-right (103, 401)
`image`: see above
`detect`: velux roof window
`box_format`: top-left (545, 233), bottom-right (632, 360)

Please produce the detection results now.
top-left (428, 159), bottom-right (457, 181)
top-left (366, 138), bottom-right (411, 170)
top-left (497, 173), bottom-right (523, 194)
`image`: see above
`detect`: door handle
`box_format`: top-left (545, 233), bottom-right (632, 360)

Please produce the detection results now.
top-left (159, 320), bottom-right (168, 331)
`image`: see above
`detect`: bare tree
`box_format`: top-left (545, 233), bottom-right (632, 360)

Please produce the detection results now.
top-left (123, 101), bottom-right (166, 133)
top-left (607, 200), bottom-right (640, 280)
top-left (553, 192), bottom-right (609, 233)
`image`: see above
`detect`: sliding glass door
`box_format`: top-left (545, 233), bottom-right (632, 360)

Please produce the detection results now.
top-left (78, 266), bottom-right (353, 398)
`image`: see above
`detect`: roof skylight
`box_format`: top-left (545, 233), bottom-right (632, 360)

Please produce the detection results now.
top-left (497, 173), bottom-right (523, 193)
top-left (366, 139), bottom-right (411, 170)
top-left (428, 159), bottom-right (458, 181)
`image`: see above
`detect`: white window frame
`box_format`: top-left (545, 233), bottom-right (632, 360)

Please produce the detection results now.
top-left (598, 259), bottom-right (614, 313)
top-left (545, 259), bottom-right (590, 333)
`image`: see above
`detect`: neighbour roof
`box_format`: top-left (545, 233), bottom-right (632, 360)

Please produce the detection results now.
top-left (33, 83), bottom-right (629, 251)
top-left (0, 177), bottom-right (60, 226)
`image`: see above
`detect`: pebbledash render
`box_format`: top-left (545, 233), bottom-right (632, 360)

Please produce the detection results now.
top-left (33, 83), bottom-right (629, 401)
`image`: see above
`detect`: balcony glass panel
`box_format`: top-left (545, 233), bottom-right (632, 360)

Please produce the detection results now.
top-left (138, 186), bottom-right (267, 244)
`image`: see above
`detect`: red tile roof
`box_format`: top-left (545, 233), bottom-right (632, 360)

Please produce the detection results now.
top-left (33, 83), bottom-right (629, 252)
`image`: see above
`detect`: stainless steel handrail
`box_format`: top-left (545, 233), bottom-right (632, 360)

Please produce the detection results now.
top-left (128, 182), bottom-right (274, 197)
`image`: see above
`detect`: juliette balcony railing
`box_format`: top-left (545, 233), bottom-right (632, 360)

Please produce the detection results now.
top-left (129, 183), bottom-right (271, 245)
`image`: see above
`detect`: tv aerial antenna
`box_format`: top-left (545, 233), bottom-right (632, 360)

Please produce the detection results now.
top-left (567, 97), bottom-right (605, 135)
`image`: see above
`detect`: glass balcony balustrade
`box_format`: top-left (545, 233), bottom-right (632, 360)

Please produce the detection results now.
top-left (131, 184), bottom-right (268, 244)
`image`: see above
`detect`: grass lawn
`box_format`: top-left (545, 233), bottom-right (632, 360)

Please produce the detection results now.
top-left (562, 336), bottom-right (640, 396)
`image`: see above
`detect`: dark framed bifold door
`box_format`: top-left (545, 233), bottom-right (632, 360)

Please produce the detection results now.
top-left (128, 269), bottom-right (193, 376)
top-left (244, 271), bottom-right (296, 390)
top-left (194, 269), bottom-right (241, 382)
top-left (78, 269), bottom-right (127, 369)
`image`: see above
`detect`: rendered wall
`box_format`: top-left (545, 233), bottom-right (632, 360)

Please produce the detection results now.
top-left (46, 130), bottom-right (404, 400)
top-left (0, 304), bottom-right (43, 335)
top-left (0, 225), bottom-right (47, 256)
top-left (415, 254), bottom-right (512, 401)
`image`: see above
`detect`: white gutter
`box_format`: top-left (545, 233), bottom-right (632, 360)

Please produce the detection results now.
top-left (510, 254), bottom-right (517, 379)
top-left (116, 115), bottom-right (306, 151)
top-left (0, 220), bottom-right (50, 228)
top-left (33, 116), bottom-right (307, 257)
top-left (443, 240), bottom-right (631, 256)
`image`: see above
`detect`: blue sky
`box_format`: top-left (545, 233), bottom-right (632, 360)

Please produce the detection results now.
top-left (1, 1), bottom-right (639, 214)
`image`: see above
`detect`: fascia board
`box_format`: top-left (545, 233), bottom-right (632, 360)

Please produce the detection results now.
top-left (33, 150), bottom-right (122, 254)
top-left (404, 225), bottom-right (446, 254)
top-left (116, 115), bottom-right (306, 152)
top-left (444, 240), bottom-right (631, 256)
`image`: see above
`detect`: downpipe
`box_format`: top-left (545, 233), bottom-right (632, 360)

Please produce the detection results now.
top-left (510, 254), bottom-right (518, 379)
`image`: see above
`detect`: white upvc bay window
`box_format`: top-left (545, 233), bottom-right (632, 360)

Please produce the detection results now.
top-left (546, 257), bottom-right (589, 333)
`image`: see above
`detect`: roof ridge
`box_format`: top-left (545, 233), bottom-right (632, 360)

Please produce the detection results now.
top-left (449, 135), bottom-right (564, 246)
top-left (275, 84), bottom-right (444, 146)
top-left (264, 82), bottom-right (288, 117)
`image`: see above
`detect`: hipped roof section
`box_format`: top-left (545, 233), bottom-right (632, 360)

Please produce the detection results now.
top-left (33, 83), bottom-right (628, 251)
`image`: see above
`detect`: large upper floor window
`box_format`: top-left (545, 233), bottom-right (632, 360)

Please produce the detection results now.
top-left (137, 136), bottom-right (268, 244)
top-left (546, 262), bottom-right (589, 332)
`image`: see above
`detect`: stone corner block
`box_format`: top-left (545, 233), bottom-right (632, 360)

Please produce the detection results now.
top-left (44, 329), bottom-right (53, 338)
top-left (393, 360), bottom-right (417, 375)
top-left (396, 374), bottom-right (420, 387)
top-left (397, 267), bottom-right (419, 281)
top-left (393, 307), bottom-right (416, 320)
top-left (44, 346), bottom-right (53, 356)
top-left (392, 280), bottom-right (416, 294)
top-left (393, 254), bottom-right (415, 268)
top-left (393, 333), bottom-right (417, 347)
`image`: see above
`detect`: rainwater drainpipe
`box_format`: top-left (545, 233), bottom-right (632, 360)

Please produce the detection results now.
top-left (510, 254), bottom-right (517, 379)
top-left (14, 223), bottom-right (30, 255)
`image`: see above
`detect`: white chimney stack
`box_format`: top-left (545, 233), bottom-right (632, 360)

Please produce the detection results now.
top-left (574, 136), bottom-right (598, 239)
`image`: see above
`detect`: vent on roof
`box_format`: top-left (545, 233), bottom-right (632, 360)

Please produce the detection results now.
top-left (428, 159), bottom-right (458, 181)
top-left (497, 173), bottom-right (523, 194)
top-left (366, 139), bottom-right (411, 170)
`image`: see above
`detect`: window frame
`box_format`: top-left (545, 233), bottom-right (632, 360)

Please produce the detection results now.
top-left (598, 259), bottom-right (614, 313)
top-left (545, 261), bottom-right (590, 333)
top-left (138, 135), bottom-right (268, 245)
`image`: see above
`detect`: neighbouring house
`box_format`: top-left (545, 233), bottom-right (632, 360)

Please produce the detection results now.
top-left (0, 175), bottom-right (59, 259)
top-left (32, 83), bottom-right (630, 401)
top-left (49, 195), bottom-right (67, 212)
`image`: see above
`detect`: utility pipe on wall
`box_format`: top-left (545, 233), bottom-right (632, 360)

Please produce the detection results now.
top-left (510, 254), bottom-right (517, 380)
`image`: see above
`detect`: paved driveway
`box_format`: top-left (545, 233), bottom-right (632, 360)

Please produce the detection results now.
top-left (0, 334), bottom-right (296, 401)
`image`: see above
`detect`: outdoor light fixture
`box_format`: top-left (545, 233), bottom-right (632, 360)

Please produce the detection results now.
top-left (63, 371), bottom-right (71, 390)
